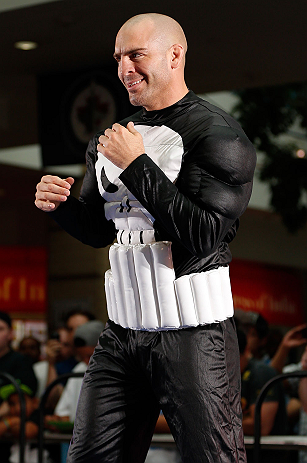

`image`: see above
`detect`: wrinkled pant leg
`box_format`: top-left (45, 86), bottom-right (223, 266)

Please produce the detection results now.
top-left (66, 322), bottom-right (160, 463)
top-left (149, 318), bottom-right (246, 463)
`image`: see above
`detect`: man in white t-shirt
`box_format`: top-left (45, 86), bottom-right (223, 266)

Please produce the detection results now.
top-left (45, 320), bottom-right (104, 423)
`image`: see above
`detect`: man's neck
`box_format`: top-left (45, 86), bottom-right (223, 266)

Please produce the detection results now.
top-left (143, 83), bottom-right (189, 111)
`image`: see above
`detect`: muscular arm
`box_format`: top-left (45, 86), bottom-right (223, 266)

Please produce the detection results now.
top-left (120, 128), bottom-right (256, 258)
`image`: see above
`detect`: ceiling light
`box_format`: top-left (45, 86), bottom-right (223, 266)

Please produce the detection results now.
top-left (296, 149), bottom-right (306, 158)
top-left (14, 41), bottom-right (38, 51)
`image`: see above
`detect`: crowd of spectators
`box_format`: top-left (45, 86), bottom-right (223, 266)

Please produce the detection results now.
top-left (1, 308), bottom-right (307, 463)
top-left (0, 309), bottom-right (102, 463)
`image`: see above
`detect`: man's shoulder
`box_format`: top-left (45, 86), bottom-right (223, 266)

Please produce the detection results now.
top-left (185, 92), bottom-right (243, 129)
top-left (0, 349), bottom-right (27, 366)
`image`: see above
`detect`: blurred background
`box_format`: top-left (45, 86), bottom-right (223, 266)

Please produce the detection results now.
top-left (1, 0), bottom-right (307, 346)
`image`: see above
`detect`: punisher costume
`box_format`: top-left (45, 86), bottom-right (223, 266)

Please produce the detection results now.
top-left (52, 91), bottom-right (256, 463)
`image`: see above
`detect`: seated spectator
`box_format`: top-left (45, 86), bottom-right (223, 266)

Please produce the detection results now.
top-left (234, 309), bottom-right (269, 360)
top-left (0, 311), bottom-right (38, 462)
top-left (18, 336), bottom-right (41, 365)
top-left (270, 324), bottom-right (307, 373)
top-left (64, 310), bottom-right (96, 343)
top-left (0, 383), bottom-right (53, 463)
top-left (33, 327), bottom-right (78, 410)
top-left (268, 324), bottom-right (307, 434)
top-left (0, 312), bottom-right (37, 399)
top-left (0, 385), bottom-right (39, 439)
top-left (45, 320), bottom-right (104, 424)
top-left (52, 327), bottom-right (78, 378)
top-left (237, 328), bottom-right (287, 436)
top-left (261, 328), bottom-right (284, 365)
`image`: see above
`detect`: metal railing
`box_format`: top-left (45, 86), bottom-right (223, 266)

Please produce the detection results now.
top-left (0, 371), bottom-right (27, 463)
top-left (38, 372), bottom-right (85, 463)
top-left (253, 370), bottom-right (307, 463)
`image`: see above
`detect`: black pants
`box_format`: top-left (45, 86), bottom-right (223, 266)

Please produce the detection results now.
top-left (67, 318), bottom-right (246, 463)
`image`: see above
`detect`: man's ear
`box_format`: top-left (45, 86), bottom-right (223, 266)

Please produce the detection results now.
top-left (170, 44), bottom-right (185, 69)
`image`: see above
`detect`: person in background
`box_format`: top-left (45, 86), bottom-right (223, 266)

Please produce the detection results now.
top-left (0, 382), bottom-right (55, 463)
top-left (269, 324), bottom-right (307, 434)
top-left (52, 327), bottom-right (78, 378)
top-left (63, 309), bottom-right (96, 343)
top-left (0, 385), bottom-right (39, 439)
top-left (238, 328), bottom-right (288, 462)
top-left (237, 328), bottom-right (287, 436)
top-left (18, 336), bottom-right (41, 365)
top-left (0, 311), bottom-right (38, 463)
top-left (32, 327), bottom-right (77, 410)
top-left (270, 324), bottom-right (307, 373)
top-left (0, 313), bottom-right (37, 396)
top-left (45, 320), bottom-right (104, 425)
top-left (35, 312), bottom-right (96, 407)
top-left (234, 309), bottom-right (269, 360)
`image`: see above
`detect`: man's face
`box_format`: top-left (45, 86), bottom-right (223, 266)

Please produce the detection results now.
top-left (114, 22), bottom-right (172, 111)
top-left (0, 320), bottom-right (12, 353)
top-left (58, 328), bottom-right (74, 360)
top-left (245, 326), bottom-right (266, 357)
top-left (19, 338), bottom-right (40, 363)
top-left (66, 314), bottom-right (89, 341)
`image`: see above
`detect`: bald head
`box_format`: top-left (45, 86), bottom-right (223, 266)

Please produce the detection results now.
top-left (114, 13), bottom-right (189, 110)
top-left (119, 13), bottom-right (187, 55)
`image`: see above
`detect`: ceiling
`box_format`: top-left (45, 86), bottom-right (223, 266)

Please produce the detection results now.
top-left (0, 0), bottom-right (307, 158)
top-left (1, 0), bottom-right (307, 93)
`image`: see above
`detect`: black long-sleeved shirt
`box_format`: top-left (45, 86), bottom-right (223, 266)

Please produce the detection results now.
top-left (51, 91), bottom-right (256, 278)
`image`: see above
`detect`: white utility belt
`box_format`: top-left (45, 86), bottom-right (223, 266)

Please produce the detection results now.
top-left (105, 241), bottom-right (234, 331)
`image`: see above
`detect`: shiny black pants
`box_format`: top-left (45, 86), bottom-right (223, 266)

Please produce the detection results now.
top-left (67, 318), bottom-right (246, 463)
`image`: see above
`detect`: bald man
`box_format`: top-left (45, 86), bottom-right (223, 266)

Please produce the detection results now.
top-left (35, 13), bottom-right (256, 463)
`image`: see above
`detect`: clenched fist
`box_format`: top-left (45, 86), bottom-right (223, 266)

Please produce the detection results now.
top-left (35, 176), bottom-right (74, 212)
top-left (97, 121), bottom-right (145, 169)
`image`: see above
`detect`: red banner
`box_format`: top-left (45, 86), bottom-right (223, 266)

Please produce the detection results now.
top-left (230, 259), bottom-right (304, 326)
top-left (0, 247), bottom-right (47, 314)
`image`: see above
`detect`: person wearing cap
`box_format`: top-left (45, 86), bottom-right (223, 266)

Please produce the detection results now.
top-left (39, 311), bottom-right (96, 402)
top-left (234, 309), bottom-right (269, 360)
top-left (45, 320), bottom-right (104, 425)
top-left (0, 383), bottom-right (40, 439)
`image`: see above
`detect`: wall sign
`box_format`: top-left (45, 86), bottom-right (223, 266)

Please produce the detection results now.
top-left (0, 247), bottom-right (47, 315)
top-left (230, 259), bottom-right (304, 326)
top-left (38, 67), bottom-right (135, 166)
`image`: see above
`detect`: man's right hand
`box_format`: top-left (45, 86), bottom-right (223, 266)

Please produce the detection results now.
top-left (35, 175), bottom-right (74, 212)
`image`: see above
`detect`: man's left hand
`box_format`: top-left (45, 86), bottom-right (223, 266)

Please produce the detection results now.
top-left (97, 121), bottom-right (145, 169)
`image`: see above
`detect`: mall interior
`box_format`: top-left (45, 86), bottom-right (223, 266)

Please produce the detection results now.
top-left (1, 1), bottom-right (307, 461)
